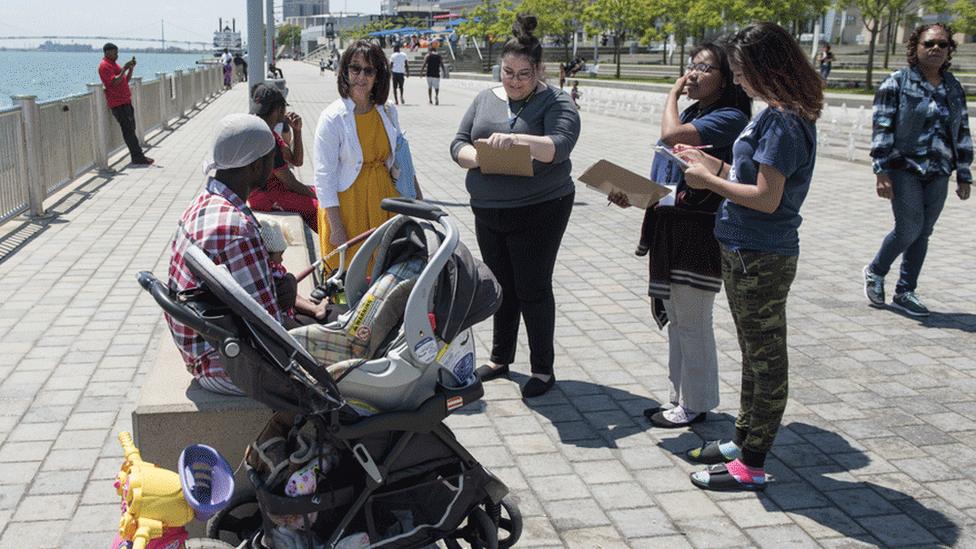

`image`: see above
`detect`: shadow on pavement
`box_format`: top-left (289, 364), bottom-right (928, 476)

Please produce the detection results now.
top-left (516, 375), bottom-right (659, 448)
top-left (919, 311), bottom-right (976, 333)
top-left (0, 97), bottom-right (210, 266)
top-left (661, 421), bottom-right (960, 546)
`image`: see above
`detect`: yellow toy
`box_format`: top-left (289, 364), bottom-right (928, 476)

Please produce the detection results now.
top-left (112, 432), bottom-right (234, 549)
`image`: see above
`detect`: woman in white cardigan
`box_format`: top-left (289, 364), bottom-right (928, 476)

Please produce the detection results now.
top-left (314, 40), bottom-right (420, 263)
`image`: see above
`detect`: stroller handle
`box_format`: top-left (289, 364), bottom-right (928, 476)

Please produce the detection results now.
top-left (402, 208), bottom-right (460, 364)
top-left (381, 197), bottom-right (446, 221)
top-left (136, 271), bottom-right (238, 345)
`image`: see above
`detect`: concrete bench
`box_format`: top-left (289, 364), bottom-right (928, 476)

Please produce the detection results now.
top-left (131, 212), bottom-right (318, 533)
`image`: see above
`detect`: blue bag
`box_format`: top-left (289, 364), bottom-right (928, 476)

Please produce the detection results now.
top-left (392, 131), bottom-right (417, 199)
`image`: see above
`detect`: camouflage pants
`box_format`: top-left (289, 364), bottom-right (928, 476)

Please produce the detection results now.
top-left (721, 247), bottom-right (797, 467)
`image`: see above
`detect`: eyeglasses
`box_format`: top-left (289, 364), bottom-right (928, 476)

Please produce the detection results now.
top-left (502, 68), bottom-right (535, 81)
top-left (348, 64), bottom-right (376, 77)
top-left (685, 63), bottom-right (716, 74)
top-left (922, 40), bottom-right (950, 49)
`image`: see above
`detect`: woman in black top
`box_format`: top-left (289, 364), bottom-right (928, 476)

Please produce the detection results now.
top-left (611, 43), bottom-right (750, 428)
top-left (450, 14), bottom-right (581, 398)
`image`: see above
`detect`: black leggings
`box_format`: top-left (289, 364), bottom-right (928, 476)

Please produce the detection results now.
top-left (472, 192), bottom-right (574, 375)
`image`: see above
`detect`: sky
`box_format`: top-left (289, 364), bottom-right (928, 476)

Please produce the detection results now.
top-left (0, 0), bottom-right (382, 50)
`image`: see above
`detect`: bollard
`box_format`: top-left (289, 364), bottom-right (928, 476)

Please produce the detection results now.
top-left (12, 95), bottom-right (45, 217)
top-left (131, 77), bottom-right (147, 147)
top-left (87, 83), bottom-right (111, 171)
top-left (156, 72), bottom-right (170, 130)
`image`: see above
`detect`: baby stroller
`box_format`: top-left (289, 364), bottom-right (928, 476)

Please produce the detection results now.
top-left (139, 199), bottom-right (522, 548)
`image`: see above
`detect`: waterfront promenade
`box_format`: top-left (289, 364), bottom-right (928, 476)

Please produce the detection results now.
top-left (0, 59), bottom-right (974, 547)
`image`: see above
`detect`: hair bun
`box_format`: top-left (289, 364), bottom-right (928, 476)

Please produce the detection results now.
top-left (513, 14), bottom-right (538, 43)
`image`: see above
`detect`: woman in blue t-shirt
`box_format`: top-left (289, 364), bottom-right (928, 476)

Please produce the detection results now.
top-left (610, 43), bottom-right (750, 429)
top-left (676, 23), bottom-right (823, 492)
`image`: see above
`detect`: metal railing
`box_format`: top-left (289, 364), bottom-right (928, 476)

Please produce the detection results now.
top-left (0, 65), bottom-right (222, 225)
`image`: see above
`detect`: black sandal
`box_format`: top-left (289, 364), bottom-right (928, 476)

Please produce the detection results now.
top-left (686, 440), bottom-right (737, 464)
top-left (690, 463), bottom-right (766, 492)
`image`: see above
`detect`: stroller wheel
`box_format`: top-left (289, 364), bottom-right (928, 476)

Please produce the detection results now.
top-left (495, 496), bottom-right (522, 549)
top-left (444, 506), bottom-right (498, 549)
top-left (206, 488), bottom-right (262, 545)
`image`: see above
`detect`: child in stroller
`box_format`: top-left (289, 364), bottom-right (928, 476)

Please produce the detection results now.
top-left (139, 199), bottom-right (522, 548)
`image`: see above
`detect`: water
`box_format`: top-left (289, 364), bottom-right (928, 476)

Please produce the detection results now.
top-left (0, 50), bottom-right (210, 108)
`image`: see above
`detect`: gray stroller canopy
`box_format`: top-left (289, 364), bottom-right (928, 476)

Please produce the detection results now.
top-left (371, 216), bottom-right (502, 344)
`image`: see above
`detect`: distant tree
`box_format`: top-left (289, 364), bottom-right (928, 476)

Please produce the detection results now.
top-left (583, 0), bottom-right (655, 79)
top-left (277, 23), bottom-right (303, 52)
top-left (457, 0), bottom-right (517, 69)
top-left (854, 0), bottom-right (894, 89)
top-left (521, 0), bottom-right (588, 63)
top-left (949, 0), bottom-right (976, 35)
top-left (655, 0), bottom-right (727, 75)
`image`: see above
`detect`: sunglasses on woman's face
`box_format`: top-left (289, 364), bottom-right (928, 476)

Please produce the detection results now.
top-left (922, 40), bottom-right (949, 49)
top-left (348, 64), bottom-right (376, 77)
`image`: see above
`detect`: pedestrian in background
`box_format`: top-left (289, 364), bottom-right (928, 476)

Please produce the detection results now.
top-left (421, 46), bottom-right (445, 105)
top-left (451, 13), bottom-right (580, 398)
top-left (818, 43), bottom-right (834, 81)
top-left (863, 23), bottom-right (972, 317)
top-left (390, 44), bottom-right (409, 105)
top-left (610, 42), bottom-right (751, 429)
top-left (676, 22), bottom-right (823, 492)
top-left (222, 48), bottom-right (234, 90)
top-left (98, 43), bottom-right (153, 166)
top-left (314, 41), bottom-right (419, 266)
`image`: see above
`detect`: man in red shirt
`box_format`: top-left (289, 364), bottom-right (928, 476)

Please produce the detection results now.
top-left (98, 43), bottom-right (153, 166)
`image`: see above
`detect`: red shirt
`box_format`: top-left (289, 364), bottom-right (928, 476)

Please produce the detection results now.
top-left (98, 58), bottom-right (132, 108)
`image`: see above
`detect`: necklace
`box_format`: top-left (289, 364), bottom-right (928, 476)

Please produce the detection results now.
top-left (507, 87), bottom-right (538, 131)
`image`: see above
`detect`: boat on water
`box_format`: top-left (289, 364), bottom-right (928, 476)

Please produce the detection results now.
top-left (213, 18), bottom-right (243, 57)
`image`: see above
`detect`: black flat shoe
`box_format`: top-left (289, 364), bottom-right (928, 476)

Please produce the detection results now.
top-left (649, 410), bottom-right (706, 428)
top-left (475, 363), bottom-right (510, 381)
top-left (521, 376), bottom-right (555, 398)
top-left (634, 244), bottom-right (649, 257)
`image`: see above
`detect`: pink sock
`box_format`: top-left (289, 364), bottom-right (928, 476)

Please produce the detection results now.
top-left (726, 458), bottom-right (765, 484)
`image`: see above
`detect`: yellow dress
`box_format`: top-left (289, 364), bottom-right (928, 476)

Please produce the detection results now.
top-left (317, 108), bottom-right (398, 270)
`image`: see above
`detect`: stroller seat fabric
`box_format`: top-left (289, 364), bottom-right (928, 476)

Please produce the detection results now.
top-left (290, 258), bottom-right (424, 366)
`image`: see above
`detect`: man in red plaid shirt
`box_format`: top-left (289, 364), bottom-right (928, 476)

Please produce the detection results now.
top-left (167, 113), bottom-right (279, 395)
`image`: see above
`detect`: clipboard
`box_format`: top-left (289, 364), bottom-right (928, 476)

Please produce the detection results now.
top-left (474, 140), bottom-right (534, 177)
top-left (653, 145), bottom-right (690, 171)
top-left (578, 159), bottom-right (672, 209)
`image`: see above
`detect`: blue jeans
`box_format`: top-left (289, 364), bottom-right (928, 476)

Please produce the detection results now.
top-left (869, 170), bottom-right (949, 294)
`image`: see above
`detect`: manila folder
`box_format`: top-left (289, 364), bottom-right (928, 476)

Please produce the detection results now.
top-left (474, 141), bottom-right (534, 177)
top-left (578, 159), bottom-right (672, 209)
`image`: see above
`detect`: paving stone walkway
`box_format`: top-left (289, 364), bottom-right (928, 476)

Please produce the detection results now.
top-left (0, 59), bottom-right (974, 548)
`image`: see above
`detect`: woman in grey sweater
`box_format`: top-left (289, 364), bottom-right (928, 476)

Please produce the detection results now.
top-left (450, 14), bottom-right (580, 398)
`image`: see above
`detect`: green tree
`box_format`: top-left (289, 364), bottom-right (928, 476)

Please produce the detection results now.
top-left (583, 0), bottom-right (655, 79)
top-left (854, 0), bottom-right (893, 89)
top-left (655, 0), bottom-right (727, 75)
top-left (457, 0), bottom-right (517, 69)
top-left (521, 0), bottom-right (588, 63)
top-left (277, 23), bottom-right (303, 53)
top-left (950, 0), bottom-right (976, 35)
